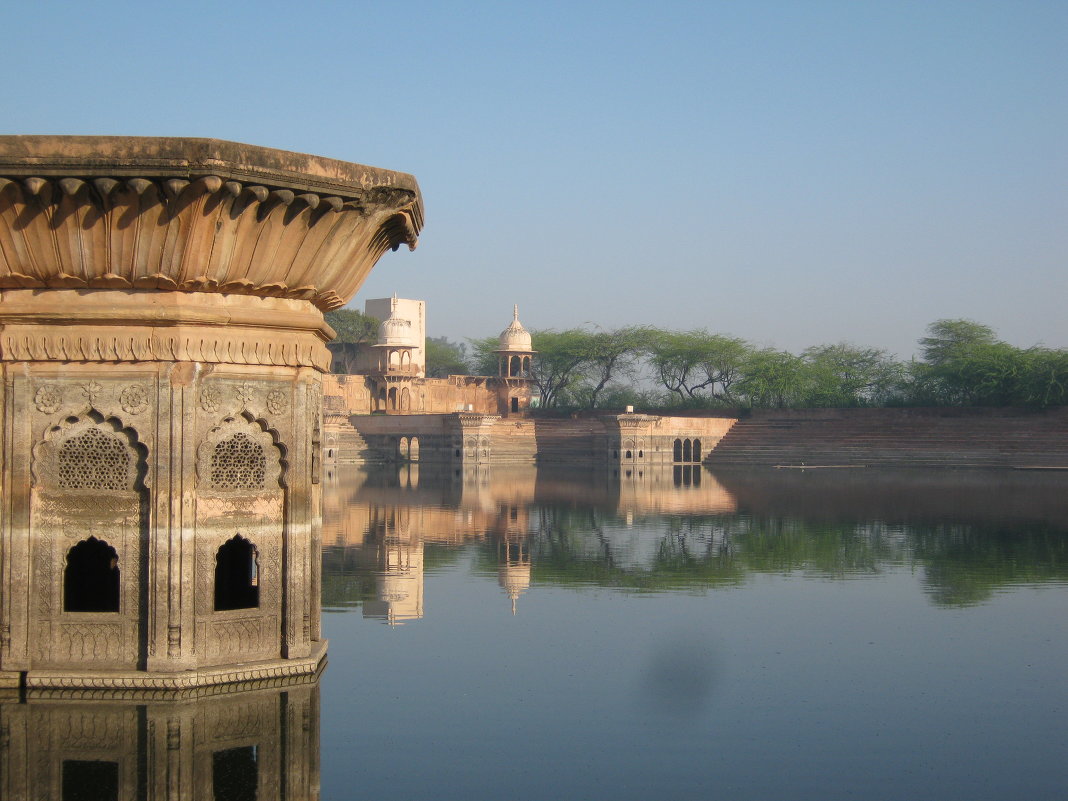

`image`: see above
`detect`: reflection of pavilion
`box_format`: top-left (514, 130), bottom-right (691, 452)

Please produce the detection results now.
top-left (363, 506), bottom-right (425, 625)
top-left (321, 463), bottom-right (738, 620)
top-left (0, 675), bottom-right (320, 801)
top-left (498, 534), bottom-right (531, 615)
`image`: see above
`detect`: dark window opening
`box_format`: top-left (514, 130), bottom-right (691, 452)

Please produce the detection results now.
top-left (64, 537), bottom-right (120, 613)
top-left (214, 536), bottom-right (259, 611)
top-left (63, 760), bottom-right (119, 801)
top-left (213, 745), bottom-right (258, 801)
top-left (625, 450), bottom-right (632, 459)
top-left (693, 439), bottom-right (702, 462)
top-left (673, 439), bottom-right (683, 462)
top-left (638, 450), bottom-right (643, 459)
top-left (511, 397), bottom-right (519, 413)
top-left (683, 439), bottom-right (692, 462)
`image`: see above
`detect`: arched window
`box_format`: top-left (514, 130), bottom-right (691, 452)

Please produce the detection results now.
top-left (64, 537), bottom-right (120, 612)
top-left (683, 439), bottom-right (692, 462)
top-left (213, 747), bottom-right (258, 801)
top-left (522, 356), bottom-right (531, 376)
top-left (693, 439), bottom-right (702, 462)
top-left (401, 350), bottom-right (411, 369)
top-left (400, 387), bottom-right (411, 411)
top-left (64, 760), bottom-right (119, 801)
top-left (210, 433), bottom-right (266, 491)
top-left (387, 387), bottom-right (398, 410)
top-left (214, 536), bottom-right (259, 611)
top-left (389, 350), bottom-right (401, 368)
top-left (625, 450), bottom-right (632, 459)
top-left (509, 355), bottom-right (521, 377)
top-left (673, 439), bottom-right (683, 462)
top-left (58, 427), bottom-right (131, 491)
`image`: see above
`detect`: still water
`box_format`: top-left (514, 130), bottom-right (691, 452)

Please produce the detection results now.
top-left (320, 464), bottom-right (1068, 800)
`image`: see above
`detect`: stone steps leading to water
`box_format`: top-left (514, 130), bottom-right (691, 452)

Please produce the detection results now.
top-left (707, 408), bottom-right (1068, 468)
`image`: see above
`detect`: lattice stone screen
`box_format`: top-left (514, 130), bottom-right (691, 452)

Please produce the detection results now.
top-left (210, 433), bottom-right (267, 491)
top-left (58, 428), bottom-right (132, 491)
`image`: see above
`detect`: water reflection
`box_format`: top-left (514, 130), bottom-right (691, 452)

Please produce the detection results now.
top-left (322, 464), bottom-right (1068, 613)
top-left (0, 676), bottom-right (320, 801)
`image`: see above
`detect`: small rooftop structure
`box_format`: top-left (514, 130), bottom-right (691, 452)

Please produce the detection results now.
top-left (497, 304), bottom-right (533, 352)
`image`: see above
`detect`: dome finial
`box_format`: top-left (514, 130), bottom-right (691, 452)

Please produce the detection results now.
top-left (497, 305), bottom-right (533, 352)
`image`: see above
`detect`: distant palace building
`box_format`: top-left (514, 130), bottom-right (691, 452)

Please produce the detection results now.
top-left (324, 299), bottom-right (536, 416)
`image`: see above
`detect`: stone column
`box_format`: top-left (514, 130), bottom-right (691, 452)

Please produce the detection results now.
top-left (0, 136), bottom-right (422, 689)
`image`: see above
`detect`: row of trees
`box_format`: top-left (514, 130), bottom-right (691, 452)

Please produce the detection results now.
top-left (468, 319), bottom-right (1067, 410)
top-left (326, 310), bottom-right (1066, 410)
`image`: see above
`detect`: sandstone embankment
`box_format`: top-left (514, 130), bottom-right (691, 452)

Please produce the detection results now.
top-left (704, 407), bottom-right (1068, 469)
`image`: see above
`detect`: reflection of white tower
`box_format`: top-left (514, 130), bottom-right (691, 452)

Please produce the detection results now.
top-left (363, 538), bottom-right (424, 626)
top-left (497, 538), bottom-right (531, 616)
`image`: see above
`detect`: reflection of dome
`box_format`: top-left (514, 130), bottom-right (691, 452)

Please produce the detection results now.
top-left (377, 296), bottom-right (414, 346)
top-left (498, 561), bottom-right (531, 615)
top-left (497, 305), bottom-right (532, 352)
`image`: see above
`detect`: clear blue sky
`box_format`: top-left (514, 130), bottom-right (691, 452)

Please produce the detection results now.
top-left (3, 1), bottom-right (1065, 357)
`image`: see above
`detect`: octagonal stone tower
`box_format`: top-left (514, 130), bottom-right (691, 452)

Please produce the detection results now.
top-left (0, 136), bottom-right (422, 689)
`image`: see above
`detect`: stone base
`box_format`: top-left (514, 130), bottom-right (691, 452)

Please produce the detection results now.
top-left (10, 640), bottom-right (327, 698)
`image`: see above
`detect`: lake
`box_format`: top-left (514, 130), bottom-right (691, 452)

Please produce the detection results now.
top-left (317, 464), bottom-right (1068, 800)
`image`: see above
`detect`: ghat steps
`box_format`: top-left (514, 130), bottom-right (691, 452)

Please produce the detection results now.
top-left (706, 408), bottom-right (1068, 469)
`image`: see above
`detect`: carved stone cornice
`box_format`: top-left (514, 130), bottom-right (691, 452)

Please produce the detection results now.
top-left (0, 136), bottom-right (422, 311)
top-left (0, 290), bottom-right (333, 369)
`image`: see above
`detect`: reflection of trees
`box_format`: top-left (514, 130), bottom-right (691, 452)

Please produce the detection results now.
top-left (319, 487), bottom-right (1068, 609)
top-left (912, 523), bottom-right (1068, 606)
top-left (464, 507), bottom-right (1068, 606)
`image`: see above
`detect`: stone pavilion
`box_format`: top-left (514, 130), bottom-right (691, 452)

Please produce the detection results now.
top-left (0, 136), bottom-right (422, 689)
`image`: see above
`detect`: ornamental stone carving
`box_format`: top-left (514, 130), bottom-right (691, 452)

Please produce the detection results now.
top-left (0, 136), bottom-right (412, 691)
top-left (79, 380), bottom-right (103, 407)
top-left (196, 416), bottom-right (283, 493)
top-left (32, 414), bottom-right (144, 493)
top-left (266, 389), bottom-right (289, 415)
top-left (33, 385), bottom-right (62, 414)
top-left (0, 136), bottom-right (422, 311)
top-left (199, 384), bottom-right (222, 412)
top-left (119, 384), bottom-right (150, 415)
top-left (235, 382), bottom-right (257, 410)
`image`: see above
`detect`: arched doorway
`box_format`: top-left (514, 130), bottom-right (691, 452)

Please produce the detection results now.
top-left (64, 537), bottom-right (120, 613)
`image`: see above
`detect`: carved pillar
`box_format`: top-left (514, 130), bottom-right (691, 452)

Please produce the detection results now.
top-left (0, 136), bottom-right (422, 689)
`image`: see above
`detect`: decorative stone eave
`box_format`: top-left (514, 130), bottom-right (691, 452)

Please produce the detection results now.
top-left (0, 136), bottom-right (423, 311)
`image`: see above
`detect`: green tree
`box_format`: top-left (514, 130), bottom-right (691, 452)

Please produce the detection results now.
top-left (919, 319), bottom-right (998, 366)
top-left (424, 336), bottom-right (470, 377)
top-left (580, 327), bottom-right (654, 409)
top-left (647, 330), bottom-right (751, 404)
top-left (648, 330), bottom-right (715, 402)
top-left (735, 348), bottom-right (809, 408)
top-left (1017, 348), bottom-right (1068, 407)
top-left (802, 343), bottom-right (906, 407)
top-left (528, 329), bottom-right (598, 408)
top-left (325, 309), bottom-right (378, 374)
top-left (468, 336), bottom-right (503, 377)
